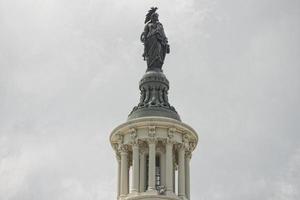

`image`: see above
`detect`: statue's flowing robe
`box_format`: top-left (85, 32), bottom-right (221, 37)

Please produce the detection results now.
top-left (144, 22), bottom-right (168, 70)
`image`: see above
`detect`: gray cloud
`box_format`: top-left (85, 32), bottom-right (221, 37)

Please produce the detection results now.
top-left (0, 0), bottom-right (299, 199)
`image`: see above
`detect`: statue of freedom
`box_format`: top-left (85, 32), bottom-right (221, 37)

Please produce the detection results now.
top-left (140, 7), bottom-right (170, 72)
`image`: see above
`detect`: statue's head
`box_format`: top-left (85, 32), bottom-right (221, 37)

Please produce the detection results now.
top-left (145, 7), bottom-right (158, 24)
top-left (151, 12), bottom-right (159, 22)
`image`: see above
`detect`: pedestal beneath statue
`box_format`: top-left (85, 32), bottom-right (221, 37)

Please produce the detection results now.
top-left (128, 71), bottom-right (180, 121)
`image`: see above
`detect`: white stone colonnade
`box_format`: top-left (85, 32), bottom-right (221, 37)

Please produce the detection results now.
top-left (110, 117), bottom-right (198, 200)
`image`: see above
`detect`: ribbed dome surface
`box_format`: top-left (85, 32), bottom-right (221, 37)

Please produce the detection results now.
top-left (128, 71), bottom-right (181, 121)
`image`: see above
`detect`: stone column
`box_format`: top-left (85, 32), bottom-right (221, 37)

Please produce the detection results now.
top-left (185, 152), bottom-right (191, 200)
top-left (120, 145), bottom-right (129, 196)
top-left (127, 166), bottom-right (130, 194)
top-left (173, 167), bottom-right (175, 193)
top-left (160, 151), bottom-right (166, 187)
top-left (116, 154), bottom-right (121, 198)
top-left (147, 139), bottom-right (157, 192)
top-left (139, 150), bottom-right (146, 192)
top-left (178, 144), bottom-right (186, 199)
top-left (173, 153), bottom-right (177, 193)
top-left (165, 140), bottom-right (174, 194)
top-left (131, 143), bottom-right (139, 193)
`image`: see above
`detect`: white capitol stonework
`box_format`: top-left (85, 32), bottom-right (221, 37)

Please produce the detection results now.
top-left (110, 117), bottom-right (198, 200)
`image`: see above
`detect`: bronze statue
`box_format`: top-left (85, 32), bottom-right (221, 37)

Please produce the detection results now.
top-left (141, 7), bottom-right (170, 72)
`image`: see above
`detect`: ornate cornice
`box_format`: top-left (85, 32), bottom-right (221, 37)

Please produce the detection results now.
top-left (111, 116), bottom-right (198, 139)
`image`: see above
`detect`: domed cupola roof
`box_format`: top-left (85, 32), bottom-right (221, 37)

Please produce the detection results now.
top-left (128, 70), bottom-right (181, 121)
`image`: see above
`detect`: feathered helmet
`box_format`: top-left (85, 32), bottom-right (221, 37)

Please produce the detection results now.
top-left (144, 7), bottom-right (158, 24)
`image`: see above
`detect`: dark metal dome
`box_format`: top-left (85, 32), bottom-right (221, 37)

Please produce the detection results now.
top-left (128, 70), bottom-right (181, 121)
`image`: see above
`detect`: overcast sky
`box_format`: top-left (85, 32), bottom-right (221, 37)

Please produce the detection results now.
top-left (0, 0), bottom-right (300, 199)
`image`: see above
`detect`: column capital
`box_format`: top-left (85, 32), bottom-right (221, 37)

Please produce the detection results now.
top-left (185, 151), bottom-right (192, 160)
top-left (189, 141), bottom-right (197, 151)
top-left (165, 138), bottom-right (176, 145)
top-left (132, 142), bottom-right (139, 148)
top-left (130, 139), bottom-right (139, 147)
top-left (176, 143), bottom-right (185, 151)
top-left (183, 134), bottom-right (191, 150)
top-left (119, 144), bottom-right (129, 154)
top-left (139, 142), bottom-right (148, 156)
top-left (147, 137), bottom-right (158, 144)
